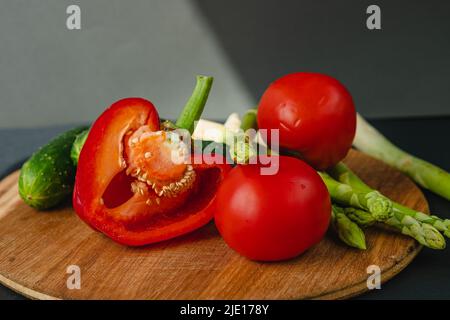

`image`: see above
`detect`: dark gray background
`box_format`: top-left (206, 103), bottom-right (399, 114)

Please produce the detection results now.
top-left (1, 0), bottom-right (449, 129)
top-left (193, 0), bottom-right (450, 118)
top-left (0, 0), bottom-right (253, 128)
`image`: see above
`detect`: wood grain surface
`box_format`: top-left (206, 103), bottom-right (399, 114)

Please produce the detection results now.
top-left (0, 150), bottom-right (427, 300)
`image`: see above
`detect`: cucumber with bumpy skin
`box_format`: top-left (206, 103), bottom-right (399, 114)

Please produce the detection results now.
top-left (18, 126), bottom-right (88, 210)
top-left (70, 129), bottom-right (89, 166)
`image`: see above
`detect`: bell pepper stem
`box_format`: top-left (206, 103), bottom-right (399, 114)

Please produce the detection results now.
top-left (176, 75), bottom-right (214, 134)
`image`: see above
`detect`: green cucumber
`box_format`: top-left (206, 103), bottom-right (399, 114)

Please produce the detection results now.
top-left (18, 126), bottom-right (88, 210)
top-left (70, 129), bottom-right (89, 166)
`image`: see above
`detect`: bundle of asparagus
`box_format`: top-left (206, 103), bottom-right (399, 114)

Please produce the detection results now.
top-left (326, 163), bottom-right (447, 250)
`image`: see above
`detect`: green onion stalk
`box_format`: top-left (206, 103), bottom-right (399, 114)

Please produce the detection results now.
top-left (353, 113), bottom-right (450, 200)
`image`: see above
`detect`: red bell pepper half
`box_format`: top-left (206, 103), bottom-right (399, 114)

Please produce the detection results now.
top-left (73, 97), bottom-right (230, 246)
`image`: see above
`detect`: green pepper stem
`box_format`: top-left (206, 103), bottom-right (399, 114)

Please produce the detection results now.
top-left (176, 75), bottom-right (214, 134)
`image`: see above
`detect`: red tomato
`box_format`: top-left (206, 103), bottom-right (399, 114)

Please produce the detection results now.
top-left (214, 156), bottom-right (331, 261)
top-left (73, 98), bottom-right (231, 246)
top-left (257, 72), bottom-right (356, 170)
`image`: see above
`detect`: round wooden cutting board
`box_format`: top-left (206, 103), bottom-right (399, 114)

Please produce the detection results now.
top-left (0, 150), bottom-right (427, 300)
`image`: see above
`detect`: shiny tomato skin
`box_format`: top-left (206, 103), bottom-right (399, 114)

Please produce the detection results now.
top-left (257, 72), bottom-right (356, 170)
top-left (214, 156), bottom-right (331, 261)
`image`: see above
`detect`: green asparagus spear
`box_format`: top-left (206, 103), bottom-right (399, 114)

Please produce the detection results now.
top-left (318, 172), bottom-right (393, 221)
top-left (342, 206), bottom-right (445, 249)
top-left (331, 205), bottom-right (367, 249)
top-left (328, 162), bottom-right (369, 192)
top-left (386, 212), bottom-right (445, 249)
top-left (343, 207), bottom-right (376, 227)
top-left (353, 113), bottom-right (450, 200)
top-left (329, 162), bottom-right (450, 238)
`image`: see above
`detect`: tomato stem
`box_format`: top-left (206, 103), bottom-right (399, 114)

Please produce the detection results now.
top-left (176, 75), bottom-right (214, 134)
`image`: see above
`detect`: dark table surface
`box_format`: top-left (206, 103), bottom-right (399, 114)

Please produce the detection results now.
top-left (0, 117), bottom-right (449, 300)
